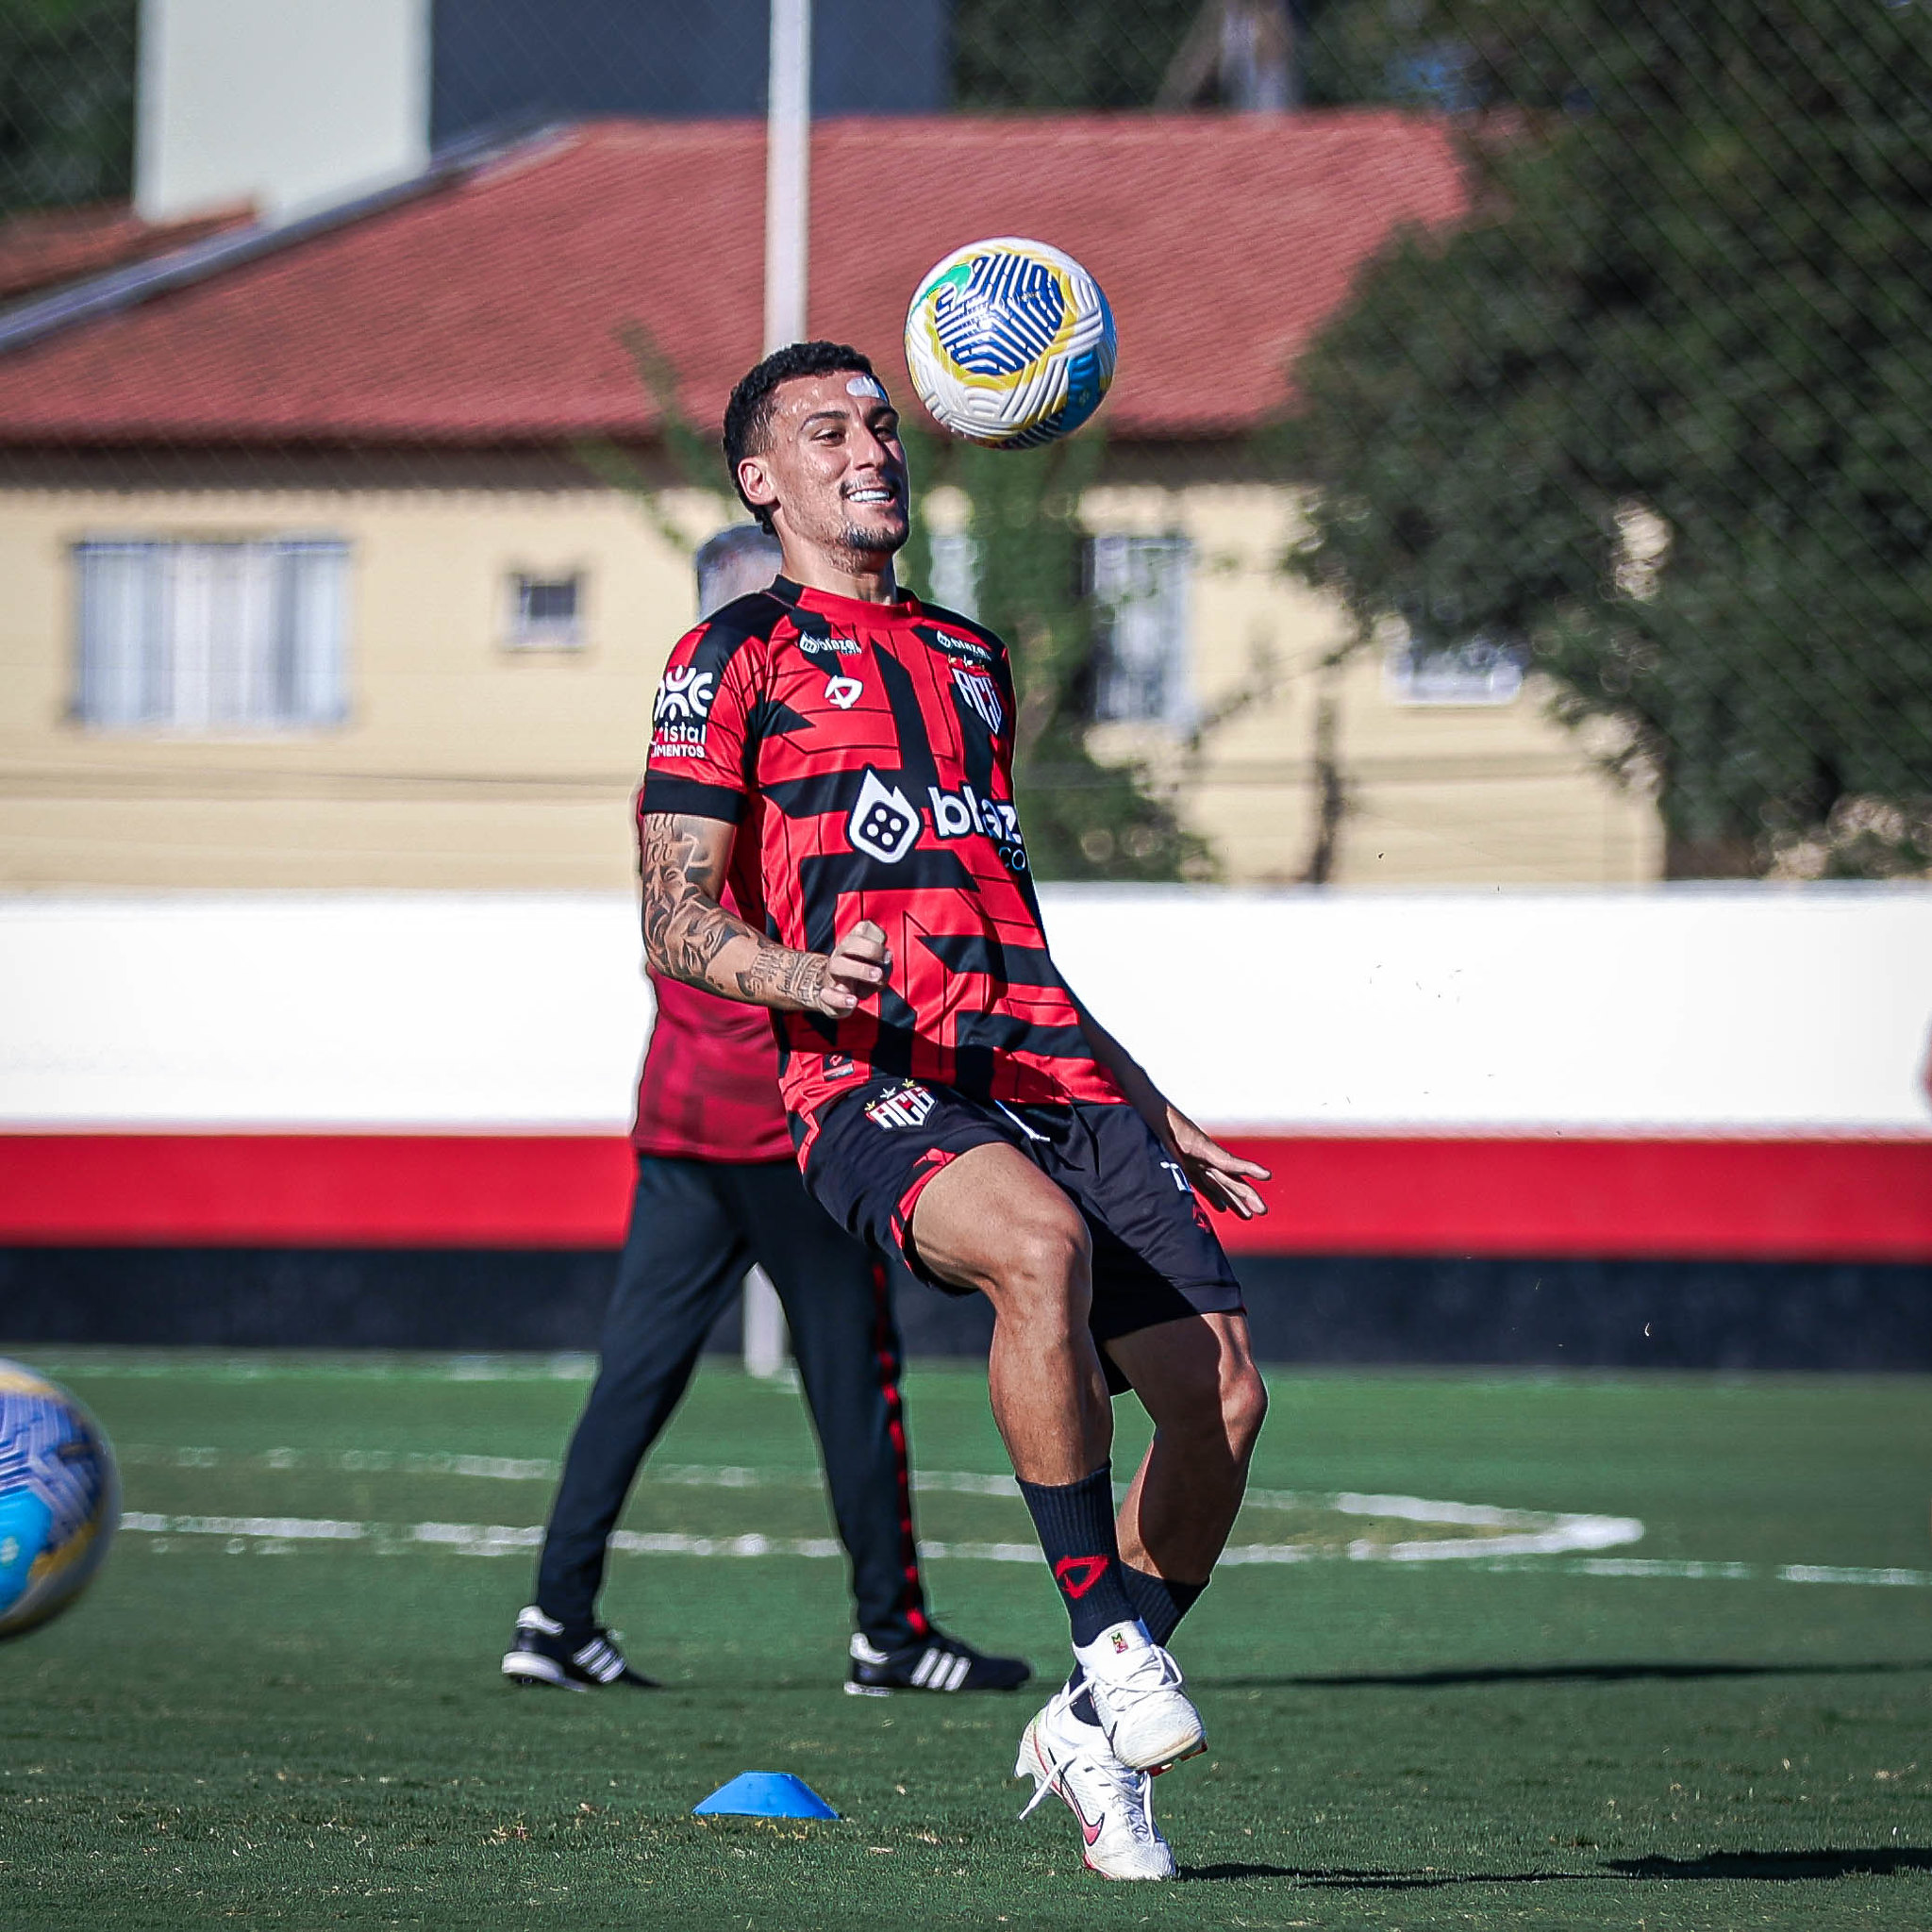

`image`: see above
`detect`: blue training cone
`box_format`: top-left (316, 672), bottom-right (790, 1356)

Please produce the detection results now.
top-left (692, 1772), bottom-right (838, 1820)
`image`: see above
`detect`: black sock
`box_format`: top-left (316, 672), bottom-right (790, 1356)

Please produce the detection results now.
top-left (1068, 1565), bottom-right (1207, 1724)
top-left (1015, 1466), bottom-right (1140, 1645)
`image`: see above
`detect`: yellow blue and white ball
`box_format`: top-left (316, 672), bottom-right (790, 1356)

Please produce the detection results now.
top-left (904, 237), bottom-right (1116, 449)
top-left (0, 1359), bottom-right (118, 1640)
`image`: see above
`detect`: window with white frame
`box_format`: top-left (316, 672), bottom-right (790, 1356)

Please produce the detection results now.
top-left (75, 538), bottom-right (349, 730)
top-left (1086, 533), bottom-right (1192, 727)
top-left (1382, 630), bottom-right (1526, 706)
top-left (507, 572), bottom-right (585, 650)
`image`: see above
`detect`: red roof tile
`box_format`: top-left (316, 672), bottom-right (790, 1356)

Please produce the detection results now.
top-left (0, 114), bottom-right (1465, 445)
top-left (0, 200), bottom-right (254, 307)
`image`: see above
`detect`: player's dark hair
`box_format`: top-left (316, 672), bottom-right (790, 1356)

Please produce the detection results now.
top-left (723, 341), bottom-right (879, 532)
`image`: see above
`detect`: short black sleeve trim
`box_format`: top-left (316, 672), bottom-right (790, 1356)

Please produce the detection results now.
top-left (639, 775), bottom-right (746, 823)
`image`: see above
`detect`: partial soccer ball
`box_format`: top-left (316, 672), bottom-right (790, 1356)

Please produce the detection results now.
top-left (0, 1358), bottom-right (119, 1641)
top-left (904, 237), bottom-right (1116, 449)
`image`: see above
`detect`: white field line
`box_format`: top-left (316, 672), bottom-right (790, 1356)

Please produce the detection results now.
top-left (111, 1513), bottom-right (1932, 1589)
top-left (110, 1511), bottom-right (1932, 1588)
top-left (115, 1446), bottom-right (1641, 1559)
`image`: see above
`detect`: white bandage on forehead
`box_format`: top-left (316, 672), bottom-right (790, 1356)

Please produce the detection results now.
top-left (847, 375), bottom-right (888, 400)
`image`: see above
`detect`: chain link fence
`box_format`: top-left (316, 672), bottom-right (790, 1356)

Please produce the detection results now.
top-left (0, 1), bottom-right (1925, 887)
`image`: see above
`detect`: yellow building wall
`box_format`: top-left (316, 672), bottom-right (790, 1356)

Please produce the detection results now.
top-left (1083, 481), bottom-right (1663, 885)
top-left (0, 474), bottom-right (723, 889)
top-left (0, 470), bottom-right (1662, 890)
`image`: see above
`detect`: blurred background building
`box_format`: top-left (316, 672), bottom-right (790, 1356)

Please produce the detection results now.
top-left (0, 0), bottom-right (1925, 1361)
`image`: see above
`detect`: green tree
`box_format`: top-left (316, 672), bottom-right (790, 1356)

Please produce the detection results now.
top-left (919, 429), bottom-right (1213, 881)
top-left (0, 0), bottom-right (137, 215)
top-left (1279, 0), bottom-right (1932, 876)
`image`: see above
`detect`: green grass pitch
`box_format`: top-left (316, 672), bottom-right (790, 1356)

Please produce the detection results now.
top-left (2, 1351), bottom-right (1928, 1930)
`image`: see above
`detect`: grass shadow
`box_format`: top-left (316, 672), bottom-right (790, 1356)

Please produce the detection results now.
top-left (1607, 1848), bottom-right (1932, 1881)
top-left (1180, 1848), bottom-right (1932, 1889)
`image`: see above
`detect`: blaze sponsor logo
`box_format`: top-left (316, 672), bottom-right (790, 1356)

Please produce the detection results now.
top-left (797, 632), bottom-right (859, 656)
top-left (928, 629), bottom-right (992, 665)
top-left (952, 665), bottom-right (1004, 736)
top-left (847, 769), bottom-right (922, 863)
top-left (928, 781), bottom-right (1027, 871)
top-left (865, 1080), bottom-right (939, 1130)
top-left (824, 673), bottom-right (863, 710)
top-left (846, 767), bottom-right (1028, 871)
top-left (1053, 1555), bottom-right (1110, 1599)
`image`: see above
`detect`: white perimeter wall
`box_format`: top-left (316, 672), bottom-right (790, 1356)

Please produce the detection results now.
top-left (0, 887), bottom-right (1927, 1134)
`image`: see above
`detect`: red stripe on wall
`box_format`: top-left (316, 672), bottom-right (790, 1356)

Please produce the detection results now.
top-left (0, 1132), bottom-right (1927, 1260)
top-left (1212, 1135), bottom-right (1932, 1260)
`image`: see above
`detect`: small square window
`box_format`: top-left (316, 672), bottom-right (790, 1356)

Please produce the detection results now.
top-left (507, 573), bottom-right (584, 651)
top-left (1384, 632), bottom-right (1525, 706)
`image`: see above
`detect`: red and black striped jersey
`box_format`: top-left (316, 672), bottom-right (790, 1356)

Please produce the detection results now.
top-left (639, 575), bottom-right (1122, 1150)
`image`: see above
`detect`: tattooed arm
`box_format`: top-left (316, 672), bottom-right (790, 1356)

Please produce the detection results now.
top-left (639, 811), bottom-right (891, 1016)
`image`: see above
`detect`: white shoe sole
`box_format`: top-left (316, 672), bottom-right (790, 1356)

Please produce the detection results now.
top-left (501, 1650), bottom-right (590, 1690)
top-left (1109, 1714), bottom-right (1206, 1774)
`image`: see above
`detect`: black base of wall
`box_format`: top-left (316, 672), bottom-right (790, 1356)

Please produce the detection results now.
top-left (3, 1247), bottom-right (1926, 1371)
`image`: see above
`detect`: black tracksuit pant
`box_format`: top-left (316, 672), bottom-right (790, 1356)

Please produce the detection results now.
top-left (532, 1153), bottom-right (928, 1649)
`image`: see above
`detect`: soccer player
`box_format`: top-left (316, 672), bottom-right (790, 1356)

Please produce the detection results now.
top-left (634, 341), bottom-right (1271, 1880)
top-left (502, 528), bottom-right (1030, 1703)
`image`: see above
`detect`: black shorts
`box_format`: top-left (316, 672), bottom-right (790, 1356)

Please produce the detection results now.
top-left (801, 1077), bottom-right (1244, 1381)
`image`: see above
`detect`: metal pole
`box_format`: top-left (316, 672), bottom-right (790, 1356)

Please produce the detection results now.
top-left (745, 1), bottom-right (809, 1377)
top-left (762, 0), bottom-right (811, 355)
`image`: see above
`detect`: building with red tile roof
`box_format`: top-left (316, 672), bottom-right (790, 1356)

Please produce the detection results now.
top-left (0, 111), bottom-right (1660, 896)
top-left (0, 113), bottom-right (1465, 445)
top-left (0, 200), bottom-right (253, 308)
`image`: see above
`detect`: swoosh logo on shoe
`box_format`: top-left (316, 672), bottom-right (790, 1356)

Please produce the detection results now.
top-left (1065, 1789), bottom-right (1105, 1846)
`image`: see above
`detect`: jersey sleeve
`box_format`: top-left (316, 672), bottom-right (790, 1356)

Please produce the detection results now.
top-left (639, 617), bottom-right (765, 822)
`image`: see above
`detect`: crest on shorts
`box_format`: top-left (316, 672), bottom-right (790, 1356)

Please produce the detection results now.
top-left (952, 665), bottom-right (1003, 736)
top-left (864, 1081), bottom-right (938, 1129)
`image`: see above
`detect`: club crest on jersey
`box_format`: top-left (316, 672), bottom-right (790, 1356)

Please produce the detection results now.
top-left (865, 1080), bottom-right (938, 1130)
top-left (847, 768), bottom-right (922, 864)
top-left (952, 666), bottom-right (1004, 736)
top-left (824, 674), bottom-right (863, 710)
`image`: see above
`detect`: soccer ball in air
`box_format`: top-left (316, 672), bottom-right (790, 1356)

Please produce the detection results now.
top-left (0, 1359), bottom-right (119, 1641)
top-left (904, 237), bottom-right (1116, 449)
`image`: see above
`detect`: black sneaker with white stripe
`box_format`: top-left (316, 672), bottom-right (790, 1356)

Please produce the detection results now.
top-left (502, 1605), bottom-right (660, 1690)
top-left (846, 1628), bottom-right (1032, 1696)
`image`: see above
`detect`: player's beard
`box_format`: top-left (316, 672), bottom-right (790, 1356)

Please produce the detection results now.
top-left (832, 503), bottom-right (908, 564)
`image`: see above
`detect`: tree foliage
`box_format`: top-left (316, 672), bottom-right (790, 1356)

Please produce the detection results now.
top-left (1280, 0), bottom-right (1932, 877)
top-left (914, 429), bottom-right (1213, 881)
top-left (0, 0), bottom-right (136, 215)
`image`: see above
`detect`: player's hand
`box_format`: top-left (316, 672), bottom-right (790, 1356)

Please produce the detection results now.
top-left (1166, 1108), bottom-right (1271, 1220)
top-left (816, 920), bottom-right (891, 1016)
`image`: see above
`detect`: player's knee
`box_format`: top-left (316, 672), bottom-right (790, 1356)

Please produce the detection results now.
top-left (1222, 1357), bottom-right (1269, 1456)
top-left (988, 1200), bottom-right (1090, 1315)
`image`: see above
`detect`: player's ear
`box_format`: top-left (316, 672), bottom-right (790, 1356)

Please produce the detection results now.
top-left (738, 456), bottom-right (778, 516)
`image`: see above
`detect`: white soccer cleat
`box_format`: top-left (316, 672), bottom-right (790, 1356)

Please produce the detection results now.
top-left (1075, 1622), bottom-right (1206, 1773)
top-left (1013, 1691), bottom-right (1175, 1882)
